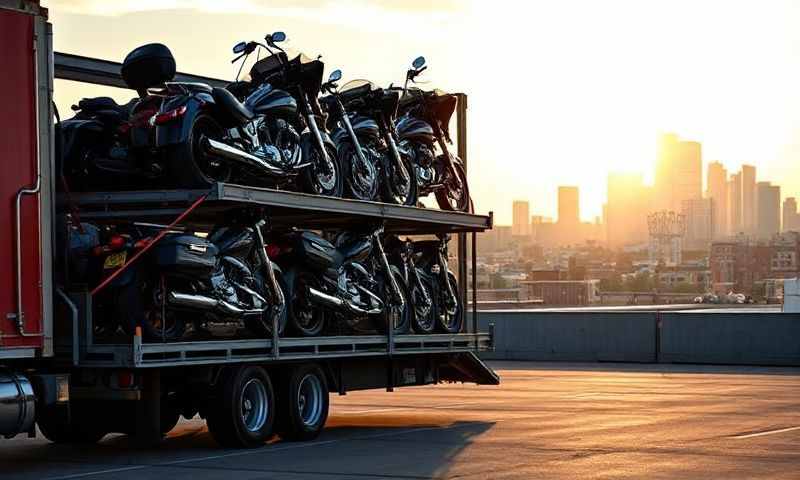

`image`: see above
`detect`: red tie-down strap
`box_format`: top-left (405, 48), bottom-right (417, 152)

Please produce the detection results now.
top-left (90, 193), bottom-right (208, 297)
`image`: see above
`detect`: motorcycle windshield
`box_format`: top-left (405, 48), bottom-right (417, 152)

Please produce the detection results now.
top-left (339, 79), bottom-right (374, 105)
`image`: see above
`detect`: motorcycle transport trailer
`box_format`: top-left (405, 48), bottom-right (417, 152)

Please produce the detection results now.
top-left (0, 0), bottom-right (497, 446)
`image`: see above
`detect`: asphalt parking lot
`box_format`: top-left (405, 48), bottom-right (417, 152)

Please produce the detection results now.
top-left (2, 361), bottom-right (799, 479)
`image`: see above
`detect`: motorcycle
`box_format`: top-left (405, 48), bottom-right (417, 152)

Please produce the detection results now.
top-left (57, 43), bottom-right (175, 192)
top-left (224, 32), bottom-right (343, 197)
top-left (111, 219), bottom-right (286, 342)
top-left (408, 235), bottom-right (462, 333)
top-left (321, 73), bottom-right (417, 205)
top-left (385, 235), bottom-right (436, 333)
top-left (270, 226), bottom-right (411, 336)
top-left (395, 57), bottom-right (471, 212)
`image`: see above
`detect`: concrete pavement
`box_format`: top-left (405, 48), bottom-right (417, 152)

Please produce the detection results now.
top-left (1, 361), bottom-right (799, 479)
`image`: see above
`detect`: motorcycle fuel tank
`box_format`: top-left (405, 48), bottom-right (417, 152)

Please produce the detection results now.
top-left (295, 231), bottom-right (338, 270)
top-left (245, 84), bottom-right (298, 117)
top-left (395, 114), bottom-right (434, 143)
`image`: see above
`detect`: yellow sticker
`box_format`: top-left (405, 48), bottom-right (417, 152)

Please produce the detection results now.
top-left (103, 251), bottom-right (127, 269)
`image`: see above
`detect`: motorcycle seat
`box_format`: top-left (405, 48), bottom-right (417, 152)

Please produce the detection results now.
top-left (212, 87), bottom-right (254, 126)
top-left (76, 97), bottom-right (133, 119)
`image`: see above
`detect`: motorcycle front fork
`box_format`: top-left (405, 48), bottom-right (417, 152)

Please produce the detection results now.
top-left (254, 220), bottom-right (285, 313)
top-left (339, 105), bottom-right (370, 171)
top-left (439, 249), bottom-right (458, 309)
top-left (373, 231), bottom-right (404, 308)
top-left (437, 136), bottom-right (463, 190)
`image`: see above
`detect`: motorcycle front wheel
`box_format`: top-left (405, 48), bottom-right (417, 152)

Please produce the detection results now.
top-left (340, 141), bottom-right (379, 201)
top-left (410, 273), bottom-right (437, 334)
top-left (247, 268), bottom-right (289, 337)
top-left (376, 266), bottom-right (411, 335)
top-left (287, 270), bottom-right (326, 337)
top-left (301, 139), bottom-right (343, 198)
top-left (436, 271), bottom-right (463, 334)
top-left (167, 113), bottom-right (232, 189)
top-left (381, 148), bottom-right (418, 206)
top-left (434, 161), bottom-right (471, 212)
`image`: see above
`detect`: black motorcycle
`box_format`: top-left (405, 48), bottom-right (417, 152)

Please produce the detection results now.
top-left (386, 235), bottom-right (436, 334)
top-left (408, 235), bottom-right (462, 333)
top-left (270, 226), bottom-right (411, 337)
top-left (395, 57), bottom-right (471, 212)
top-left (223, 32), bottom-right (343, 197)
top-left (111, 219), bottom-right (286, 342)
top-left (57, 44), bottom-right (175, 191)
top-left (322, 74), bottom-right (417, 206)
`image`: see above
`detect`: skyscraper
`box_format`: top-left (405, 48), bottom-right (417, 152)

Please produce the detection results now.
top-left (741, 165), bottom-right (756, 234)
top-left (706, 162), bottom-right (728, 238)
top-left (682, 198), bottom-right (714, 250)
top-left (557, 186), bottom-right (579, 225)
top-left (783, 197), bottom-right (799, 232)
top-left (655, 133), bottom-right (702, 212)
top-left (756, 181), bottom-right (780, 240)
top-left (728, 172), bottom-right (742, 234)
top-left (607, 173), bottom-right (649, 248)
top-left (512, 200), bottom-right (530, 236)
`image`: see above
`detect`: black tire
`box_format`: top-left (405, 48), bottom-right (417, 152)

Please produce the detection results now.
top-left (117, 270), bottom-right (186, 342)
top-left (340, 141), bottom-right (379, 201)
top-left (247, 268), bottom-right (289, 337)
top-left (435, 161), bottom-right (471, 212)
top-left (436, 271), bottom-right (463, 333)
top-left (206, 366), bottom-right (276, 448)
top-left (37, 402), bottom-right (107, 444)
top-left (410, 273), bottom-right (437, 334)
top-left (382, 149), bottom-right (418, 206)
top-left (166, 113), bottom-right (232, 189)
top-left (287, 270), bottom-right (326, 337)
top-left (275, 364), bottom-right (330, 442)
top-left (376, 266), bottom-right (411, 335)
top-left (301, 138), bottom-right (343, 198)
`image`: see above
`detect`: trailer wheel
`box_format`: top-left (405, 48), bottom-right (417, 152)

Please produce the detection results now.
top-left (276, 364), bottom-right (329, 441)
top-left (37, 402), bottom-right (107, 444)
top-left (206, 366), bottom-right (275, 448)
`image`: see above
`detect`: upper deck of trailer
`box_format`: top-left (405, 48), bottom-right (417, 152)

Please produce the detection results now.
top-left (59, 182), bottom-right (493, 234)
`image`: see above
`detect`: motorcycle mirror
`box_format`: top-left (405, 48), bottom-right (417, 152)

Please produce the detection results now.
top-left (233, 41), bottom-right (247, 54)
top-left (269, 31), bottom-right (286, 43)
top-left (328, 69), bottom-right (342, 83)
top-left (412, 56), bottom-right (426, 70)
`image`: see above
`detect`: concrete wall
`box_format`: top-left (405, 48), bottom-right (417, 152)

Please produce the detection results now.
top-left (660, 312), bottom-right (800, 366)
top-left (480, 310), bottom-right (800, 366)
top-left (479, 311), bottom-right (657, 363)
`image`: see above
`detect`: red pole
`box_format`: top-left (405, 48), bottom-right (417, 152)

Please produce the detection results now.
top-left (90, 193), bottom-right (208, 297)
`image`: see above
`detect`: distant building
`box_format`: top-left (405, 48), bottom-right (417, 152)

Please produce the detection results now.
top-left (557, 186), bottom-right (579, 225)
top-left (607, 172), bottom-right (650, 248)
top-left (728, 172), bottom-right (743, 234)
top-left (706, 161), bottom-right (728, 238)
top-left (512, 200), bottom-right (530, 236)
top-left (521, 280), bottom-right (599, 306)
top-left (710, 233), bottom-right (800, 295)
top-left (783, 197), bottom-right (799, 232)
top-left (756, 182), bottom-right (780, 240)
top-left (741, 165), bottom-right (756, 235)
top-left (655, 133), bottom-right (702, 212)
top-left (682, 198), bottom-right (714, 250)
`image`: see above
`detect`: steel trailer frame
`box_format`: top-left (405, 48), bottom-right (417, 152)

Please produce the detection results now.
top-left (52, 51), bottom-right (493, 374)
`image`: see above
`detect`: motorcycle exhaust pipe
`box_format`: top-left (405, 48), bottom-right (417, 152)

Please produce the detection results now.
top-left (307, 287), bottom-right (382, 316)
top-left (202, 137), bottom-right (292, 178)
top-left (167, 292), bottom-right (265, 317)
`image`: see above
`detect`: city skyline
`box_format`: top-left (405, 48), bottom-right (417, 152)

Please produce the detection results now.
top-left (499, 133), bottom-right (797, 240)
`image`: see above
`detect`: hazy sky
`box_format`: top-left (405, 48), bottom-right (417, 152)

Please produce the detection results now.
top-left (46, 0), bottom-right (800, 224)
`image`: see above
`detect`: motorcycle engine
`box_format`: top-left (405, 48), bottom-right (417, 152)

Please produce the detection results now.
top-left (414, 143), bottom-right (435, 168)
